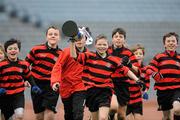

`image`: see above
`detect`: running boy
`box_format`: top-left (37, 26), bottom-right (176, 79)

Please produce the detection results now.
top-left (51, 27), bottom-right (90, 120)
top-left (25, 26), bottom-right (62, 120)
top-left (146, 32), bottom-right (180, 120)
top-left (70, 34), bottom-right (142, 120)
top-left (108, 28), bottom-right (140, 120)
top-left (126, 44), bottom-right (150, 120)
top-left (0, 39), bottom-right (41, 120)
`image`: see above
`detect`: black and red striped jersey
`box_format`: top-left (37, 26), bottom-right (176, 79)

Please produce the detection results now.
top-left (129, 64), bottom-right (150, 104)
top-left (76, 51), bottom-right (129, 89)
top-left (51, 47), bottom-right (88, 98)
top-left (140, 65), bottom-right (150, 90)
top-left (0, 59), bottom-right (31, 95)
top-left (25, 42), bottom-right (62, 81)
top-left (108, 46), bottom-right (139, 83)
top-left (148, 51), bottom-right (180, 90)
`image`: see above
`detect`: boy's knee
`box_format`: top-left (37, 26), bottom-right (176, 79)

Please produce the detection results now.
top-left (35, 112), bottom-right (44, 120)
top-left (173, 101), bottom-right (180, 115)
top-left (174, 108), bottom-right (180, 115)
top-left (14, 108), bottom-right (24, 120)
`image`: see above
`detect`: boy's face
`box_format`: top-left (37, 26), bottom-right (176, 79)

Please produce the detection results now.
top-left (95, 38), bottom-right (108, 55)
top-left (0, 50), bottom-right (5, 61)
top-left (46, 28), bottom-right (60, 46)
top-left (75, 35), bottom-right (86, 49)
top-left (134, 49), bottom-right (144, 61)
top-left (6, 43), bottom-right (19, 61)
top-left (112, 32), bottom-right (125, 48)
top-left (164, 36), bottom-right (178, 51)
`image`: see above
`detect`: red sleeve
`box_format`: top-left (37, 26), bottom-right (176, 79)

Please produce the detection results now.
top-left (140, 66), bottom-right (150, 91)
top-left (51, 51), bottom-right (64, 86)
top-left (25, 47), bottom-right (36, 66)
top-left (146, 55), bottom-right (160, 75)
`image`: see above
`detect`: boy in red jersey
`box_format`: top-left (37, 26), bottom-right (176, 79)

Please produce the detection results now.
top-left (108, 28), bottom-right (141, 120)
top-left (70, 34), bottom-right (143, 120)
top-left (126, 44), bottom-right (150, 120)
top-left (51, 27), bottom-right (90, 120)
top-left (25, 26), bottom-right (62, 120)
top-left (0, 39), bottom-right (41, 120)
top-left (146, 32), bottom-right (180, 120)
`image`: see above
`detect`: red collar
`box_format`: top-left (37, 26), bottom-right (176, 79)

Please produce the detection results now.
top-left (166, 50), bottom-right (175, 57)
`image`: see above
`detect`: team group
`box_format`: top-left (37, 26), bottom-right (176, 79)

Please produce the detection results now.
top-left (0, 25), bottom-right (179, 120)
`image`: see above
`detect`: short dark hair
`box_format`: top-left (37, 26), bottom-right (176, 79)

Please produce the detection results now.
top-left (4, 38), bottom-right (21, 52)
top-left (130, 44), bottom-right (145, 55)
top-left (163, 32), bottom-right (179, 44)
top-left (46, 26), bottom-right (60, 35)
top-left (112, 28), bottom-right (126, 39)
top-left (95, 34), bottom-right (108, 44)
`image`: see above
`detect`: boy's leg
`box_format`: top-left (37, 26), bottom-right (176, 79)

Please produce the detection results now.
top-left (109, 94), bottom-right (118, 120)
top-left (157, 90), bottom-right (174, 120)
top-left (72, 91), bottom-right (86, 120)
top-left (91, 111), bottom-right (98, 120)
top-left (134, 113), bottom-right (143, 120)
top-left (172, 90), bottom-right (180, 120)
top-left (126, 104), bottom-right (133, 120)
top-left (130, 102), bottom-right (143, 120)
top-left (162, 110), bottom-right (172, 120)
top-left (99, 106), bottom-right (110, 120)
top-left (114, 83), bottom-right (129, 120)
top-left (0, 96), bottom-right (14, 120)
top-left (13, 92), bottom-right (25, 120)
top-left (126, 113), bottom-right (134, 120)
top-left (62, 96), bottom-right (73, 120)
top-left (117, 105), bottom-right (127, 120)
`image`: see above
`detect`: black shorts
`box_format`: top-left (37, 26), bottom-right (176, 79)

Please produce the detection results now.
top-left (62, 91), bottom-right (86, 120)
top-left (31, 80), bottom-right (59, 113)
top-left (0, 92), bottom-right (24, 119)
top-left (1, 108), bottom-right (14, 120)
top-left (126, 102), bottom-right (143, 115)
top-left (114, 82), bottom-right (130, 106)
top-left (157, 89), bottom-right (180, 111)
top-left (86, 87), bottom-right (112, 112)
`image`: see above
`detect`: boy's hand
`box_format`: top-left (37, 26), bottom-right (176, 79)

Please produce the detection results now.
top-left (69, 37), bottom-right (76, 42)
top-left (0, 88), bottom-right (6, 96)
top-left (143, 92), bottom-right (149, 100)
top-left (52, 82), bottom-right (60, 92)
top-left (122, 56), bottom-right (132, 68)
top-left (31, 86), bottom-right (42, 94)
top-left (24, 81), bottom-right (31, 87)
top-left (136, 80), bottom-right (146, 91)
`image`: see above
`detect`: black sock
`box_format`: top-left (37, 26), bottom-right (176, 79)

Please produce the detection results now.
top-left (174, 115), bottom-right (180, 120)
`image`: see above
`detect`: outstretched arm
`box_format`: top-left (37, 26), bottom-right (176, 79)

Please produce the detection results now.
top-left (127, 70), bottom-right (146, 91)
top-left (127, 70), bottom-right (139, 82)
top-left (70, 41), bottom-right (77, 58)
